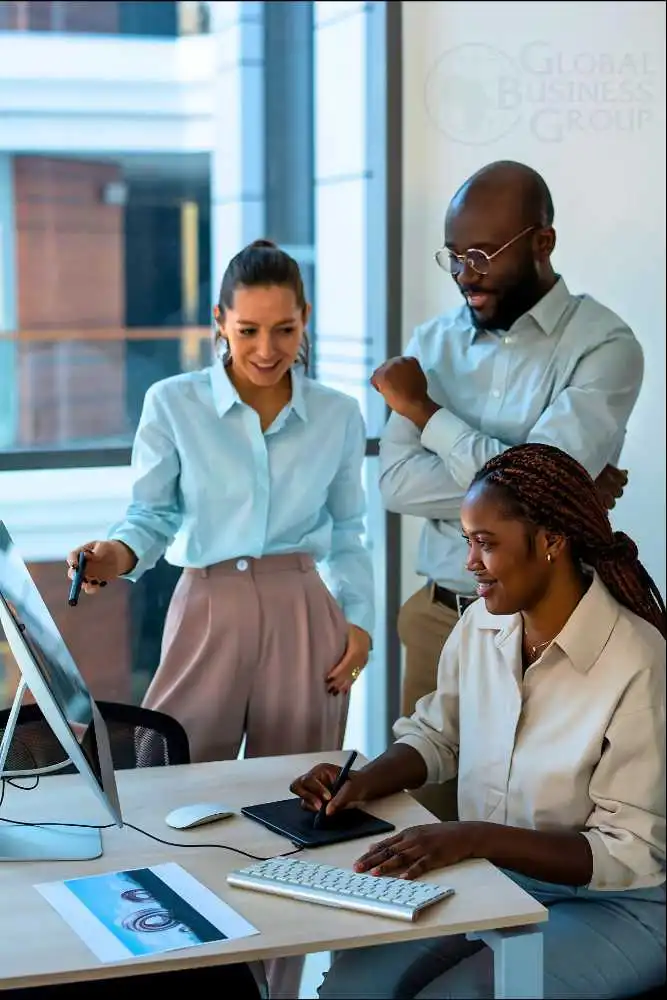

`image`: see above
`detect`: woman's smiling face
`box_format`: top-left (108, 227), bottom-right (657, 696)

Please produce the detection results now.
top-left (461, 480), bottom-right (556, 615)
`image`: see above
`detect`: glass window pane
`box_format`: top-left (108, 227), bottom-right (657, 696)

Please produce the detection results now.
top-left (0, 152), bottom-right (212, 456)
top-left (344, 455), bottom-right (389, 759)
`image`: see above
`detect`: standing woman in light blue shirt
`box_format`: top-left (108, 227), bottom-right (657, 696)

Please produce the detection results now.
top-left (66, 239), bottom-right (374, 771)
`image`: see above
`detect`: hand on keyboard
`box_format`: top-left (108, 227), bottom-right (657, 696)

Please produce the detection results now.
top-left (227, 858), bottom-right (455, 922)
top-left (353, 822), bottom-right (474, 880)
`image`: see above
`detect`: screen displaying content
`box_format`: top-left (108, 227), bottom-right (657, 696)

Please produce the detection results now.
top-left (0, 522), bottom-right (95, 762)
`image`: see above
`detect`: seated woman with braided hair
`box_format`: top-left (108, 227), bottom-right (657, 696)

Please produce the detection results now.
top-left (291, 442), bottom-right (666, 1000)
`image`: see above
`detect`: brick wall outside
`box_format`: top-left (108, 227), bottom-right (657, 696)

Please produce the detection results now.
top-left (13, 155), bottom-right (128, 448)
top-left (0, 2), bottom-right (120, 32)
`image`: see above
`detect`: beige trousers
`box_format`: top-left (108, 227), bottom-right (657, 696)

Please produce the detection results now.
top-left (143, 553), bottom-right (350, 763)
top-left (396, 584), bottom-right (459, 822)
top-left (142, 553), bottom-right (350, 1000)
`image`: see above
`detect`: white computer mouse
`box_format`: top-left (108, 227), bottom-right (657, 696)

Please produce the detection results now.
top-left (165, 802), bottom-right (236, 830)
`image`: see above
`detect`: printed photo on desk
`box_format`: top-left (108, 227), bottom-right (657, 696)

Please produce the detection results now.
top-left (35, 862), bottom-right (258, 963)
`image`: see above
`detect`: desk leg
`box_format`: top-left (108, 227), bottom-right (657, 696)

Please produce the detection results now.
top-left (249, 960), bottom-right (270, 998)
top-left (466, 926), bottom-right (544, 999)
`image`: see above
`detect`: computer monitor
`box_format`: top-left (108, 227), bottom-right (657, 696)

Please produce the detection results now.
top-left (0, 521), bottom-right (122, 862)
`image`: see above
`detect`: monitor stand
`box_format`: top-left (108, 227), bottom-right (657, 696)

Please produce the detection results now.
top-left (0, 824), bottom-right (102, 862)
top-left (0, 678), bottom-right (102, 862)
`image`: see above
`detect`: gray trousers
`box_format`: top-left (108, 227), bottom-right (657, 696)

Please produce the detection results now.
top-left (318, 873), bottom-right (666, 999)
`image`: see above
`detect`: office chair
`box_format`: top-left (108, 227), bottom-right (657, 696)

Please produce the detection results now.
top-left (0, 700), bottom-right (191, 772)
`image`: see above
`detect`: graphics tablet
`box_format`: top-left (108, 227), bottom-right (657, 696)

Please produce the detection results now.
top-left (241, 797), bottom-right (396, 848)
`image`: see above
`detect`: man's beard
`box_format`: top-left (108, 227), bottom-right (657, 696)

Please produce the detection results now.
top-left (468, 270), bottom-right (546, 332)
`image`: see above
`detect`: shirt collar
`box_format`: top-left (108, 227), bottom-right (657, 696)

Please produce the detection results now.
top-left (524, 275), bottom-right (571, 336)
top-left (469, 275), bottom-right (572, 342)
top-left (210, 360), bottom-right (239, 417)
top-left (209, 360), bottom-right (308, 422)
top-left (472, 572), bottom-right (620, 674)
top-left (551, 573), bottom-right (621, 673)
top-left (288, 366), bottom-right (308, 421)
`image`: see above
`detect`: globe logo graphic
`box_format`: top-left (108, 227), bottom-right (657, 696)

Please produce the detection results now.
top-left (424, 43), bottom-right (522, 146)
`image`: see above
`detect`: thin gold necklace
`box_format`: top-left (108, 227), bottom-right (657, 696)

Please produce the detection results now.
top-left (523, 629), bottom-right (554, 661)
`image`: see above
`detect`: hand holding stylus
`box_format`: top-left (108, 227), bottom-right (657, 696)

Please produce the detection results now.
top-left (66, 540), bottom-right (137, 596)
top-left (312, 750), bottom-right (359, 829)
top-left (67, 551), bottom-right (87, 607)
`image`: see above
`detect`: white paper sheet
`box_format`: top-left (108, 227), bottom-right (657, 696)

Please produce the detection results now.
top-left (36, 862), bottom-right (259, 963)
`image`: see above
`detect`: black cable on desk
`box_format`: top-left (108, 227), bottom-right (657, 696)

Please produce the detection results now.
top-left (0, 776), bottom-right (304, 861)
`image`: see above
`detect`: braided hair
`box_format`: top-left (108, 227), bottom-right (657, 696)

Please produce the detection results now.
top-left (471, 443), bottom-right (666, 639)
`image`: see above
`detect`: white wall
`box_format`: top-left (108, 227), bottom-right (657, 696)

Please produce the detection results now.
top-left (401, 0), bottom-right (666, 604)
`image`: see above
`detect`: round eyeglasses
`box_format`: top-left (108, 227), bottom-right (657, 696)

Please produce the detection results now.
top-left (434, 225), bottom-right (536, 277)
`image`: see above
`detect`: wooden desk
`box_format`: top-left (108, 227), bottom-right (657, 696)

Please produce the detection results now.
top-left (0, 751), bottom-right (547, 997)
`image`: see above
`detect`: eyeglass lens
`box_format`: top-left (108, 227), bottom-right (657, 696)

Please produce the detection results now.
top-left (436, 249), bottom-right (491, 276)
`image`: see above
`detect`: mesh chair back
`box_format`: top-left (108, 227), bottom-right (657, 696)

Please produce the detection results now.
top-left (0, 700), bottom-right (190, 772)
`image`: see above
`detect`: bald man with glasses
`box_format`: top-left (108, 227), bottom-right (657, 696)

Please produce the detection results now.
top-left (372, 160), bottom-right (644, 821)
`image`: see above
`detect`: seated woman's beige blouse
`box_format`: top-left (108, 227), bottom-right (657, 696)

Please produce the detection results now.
top-left (393, 573), bottom-right (666, 892)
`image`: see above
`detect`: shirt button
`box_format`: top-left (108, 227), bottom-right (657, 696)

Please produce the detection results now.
top-left (503, 336), bottom-right (513, 345)
top-left (492, 390), bottom-right (501, 398)
top-left (236, 559), bottom-right (249, 571)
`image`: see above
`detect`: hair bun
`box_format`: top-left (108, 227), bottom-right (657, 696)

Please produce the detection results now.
top-left (598, 531), bottom-right (639, 566)
top-left (248, 238), bottom-right (278, 250)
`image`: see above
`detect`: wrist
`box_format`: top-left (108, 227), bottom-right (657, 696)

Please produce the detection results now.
top-left (462, 821), bottom-right (492, 861)
top-left (351, 624), bottom-right (373, 652)
top-left (406, 398), bottom-right (441, 431)
top-left (112, 540), bottom-right (138, 576)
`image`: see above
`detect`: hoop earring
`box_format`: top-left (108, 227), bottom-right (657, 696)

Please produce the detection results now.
top-left (215, 335), bottom-right (231, 367)
top-left (298, 331), bottom-right (310, 373)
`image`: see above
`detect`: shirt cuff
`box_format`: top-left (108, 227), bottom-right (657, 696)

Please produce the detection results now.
top-left (341, 601), bottom-right (374, 642)
top-left (581, 829), bottom-right (663, 892)
top-left (420, 408), bottom-right (472, 488)
top-left (107, 525), bottom-right (156, 583)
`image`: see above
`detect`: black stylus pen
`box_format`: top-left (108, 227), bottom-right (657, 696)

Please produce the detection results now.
top-left (313, 749), bottom-right (358, 829)
top-left (68, 551), bottom-right (87, 607)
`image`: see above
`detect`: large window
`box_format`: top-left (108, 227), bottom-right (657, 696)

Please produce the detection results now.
top-left (0, 1), bottom-right (402, 761)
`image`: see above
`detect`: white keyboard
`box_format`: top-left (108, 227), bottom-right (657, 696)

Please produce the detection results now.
top-left (226, 857), bottom-right (455, 922)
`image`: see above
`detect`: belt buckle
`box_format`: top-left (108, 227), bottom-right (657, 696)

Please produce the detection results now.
top-left (455, 594), bottom-right (477, 618)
